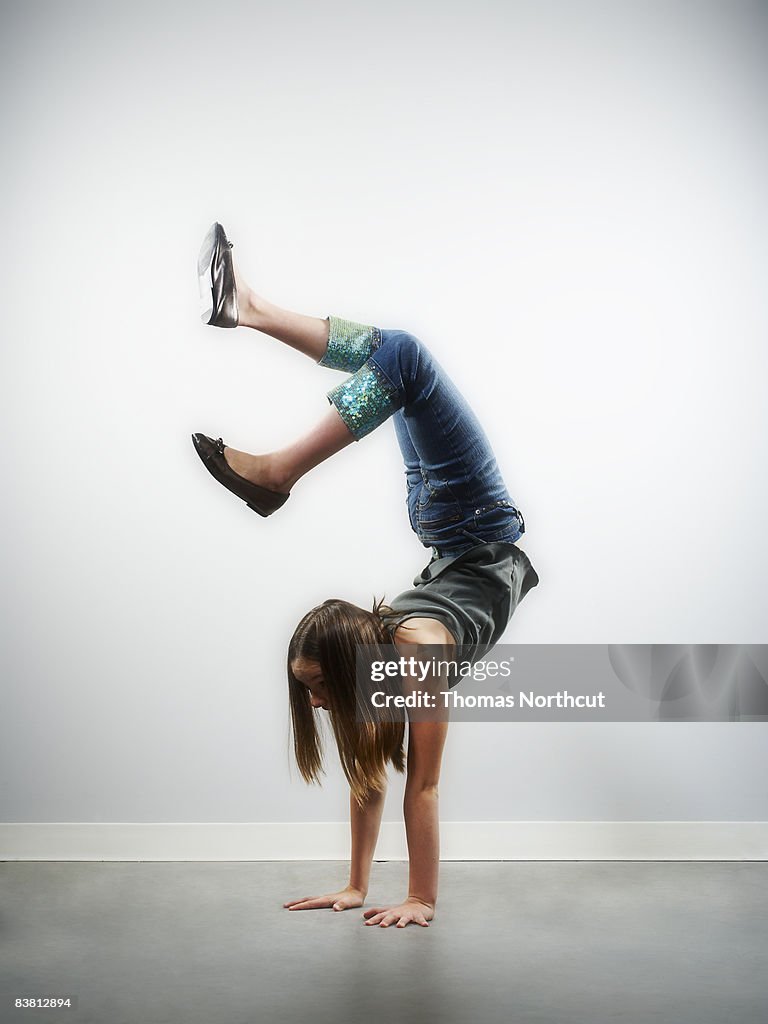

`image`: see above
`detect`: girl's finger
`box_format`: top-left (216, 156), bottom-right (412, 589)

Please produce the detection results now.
top-left (289, 897), bottom-right (328, 910)
top-left (363, 907), bottom-right (384, 918)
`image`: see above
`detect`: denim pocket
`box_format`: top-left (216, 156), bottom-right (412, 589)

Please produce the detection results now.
top-left (416, 474), bottom-right (463, 531)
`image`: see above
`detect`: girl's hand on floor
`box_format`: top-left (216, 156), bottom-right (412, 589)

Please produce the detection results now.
top-left (283, 885), bottom-right (365, 912)
top-left (362, 898), bottom-right (434, 928)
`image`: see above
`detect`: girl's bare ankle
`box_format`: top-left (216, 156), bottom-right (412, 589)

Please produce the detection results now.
top-left (236, 286), bottom-right (260, 328)
top-left (263, 454), bottom-right (296, 494)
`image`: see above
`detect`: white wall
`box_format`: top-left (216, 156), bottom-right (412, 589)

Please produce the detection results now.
top-left (1, 0), bottom-right (766, 829)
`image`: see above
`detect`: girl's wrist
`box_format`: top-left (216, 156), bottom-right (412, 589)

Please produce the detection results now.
top-left (407, 895), bottom-right (435, 910)
top-left (347, 882), bottom-right (367, 897)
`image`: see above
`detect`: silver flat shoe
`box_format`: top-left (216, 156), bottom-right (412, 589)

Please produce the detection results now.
top-left (198, 222), bottom-right (238, 328)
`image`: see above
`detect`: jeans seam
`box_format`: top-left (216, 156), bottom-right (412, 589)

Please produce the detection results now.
top-left (413, 387), bottom-right (469, 541)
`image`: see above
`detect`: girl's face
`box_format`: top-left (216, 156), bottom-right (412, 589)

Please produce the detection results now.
top-left (291, 657), bottom-right (330, 710)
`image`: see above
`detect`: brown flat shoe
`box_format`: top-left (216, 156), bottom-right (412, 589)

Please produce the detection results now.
top-left (191, 433), bottom-right (290, 517)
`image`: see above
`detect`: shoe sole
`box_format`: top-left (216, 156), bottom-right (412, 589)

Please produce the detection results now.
top-left (197, 223), bottom-right (220, 324)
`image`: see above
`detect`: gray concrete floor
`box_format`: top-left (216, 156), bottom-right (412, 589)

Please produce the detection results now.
top-left (1, 861), bottom-right (766, 1024)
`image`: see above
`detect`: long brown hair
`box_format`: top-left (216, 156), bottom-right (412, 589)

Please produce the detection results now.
top-left (287, 598), bottom-right (406, 808)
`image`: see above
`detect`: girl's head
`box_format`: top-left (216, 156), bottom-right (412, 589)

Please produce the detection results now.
top-left (287, 598), bottom-right (406, 807)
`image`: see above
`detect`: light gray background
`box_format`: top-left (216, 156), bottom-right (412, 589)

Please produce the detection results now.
top-left (1, 0), bottom-right (766, 825)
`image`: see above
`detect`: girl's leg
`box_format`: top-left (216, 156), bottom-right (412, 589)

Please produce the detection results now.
top-left (326, 328), bottom-right (525, 551)
top-left (217, 271), bottom-right (524, 546)
top-left (234, 267), bottom-right (329, 361)
top-left (233, 260), bottom-right (377, 371)
top-left (228, 362), bottom-right (505, 552)
top-left (393, 410), bottom-right (424, 537)
top-left (225, 405), bottom-right (355, 494)
top-left (220, 262), bottom-right (383, 491)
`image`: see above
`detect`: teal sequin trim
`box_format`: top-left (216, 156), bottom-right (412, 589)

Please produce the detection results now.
top-left (327, 360), bottom-right (399, 440)
top-left (319, 315), bottom-right (381, 372)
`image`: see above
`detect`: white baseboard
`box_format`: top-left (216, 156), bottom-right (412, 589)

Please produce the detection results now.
top-left (1, 821), bottom-right (767, 861)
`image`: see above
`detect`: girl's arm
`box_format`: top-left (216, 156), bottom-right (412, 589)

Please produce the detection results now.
top-left (402, 717), bottom-right (449, 909)
top-left (362, 617), bottom-right (452, 928)
top-left (283, 785), bottom-right (386, 913)
top-left (348, 782), bottom-right (388, 897)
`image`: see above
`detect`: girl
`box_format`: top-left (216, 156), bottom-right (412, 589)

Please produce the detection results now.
top-left (192, 222), bottom-right (539, 929)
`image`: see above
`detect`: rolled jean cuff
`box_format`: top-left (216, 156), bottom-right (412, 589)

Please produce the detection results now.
top-left (326, 359), bottom-right (400, 440)
top-left (318, 315), bottom-right (381, 372)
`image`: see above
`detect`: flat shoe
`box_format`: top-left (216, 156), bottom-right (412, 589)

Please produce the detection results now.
top-left (198, 222), bottom-right (238, 328)
top-left (191, 433), bottom-right (290, 517)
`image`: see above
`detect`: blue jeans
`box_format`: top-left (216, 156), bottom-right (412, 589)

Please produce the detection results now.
top-left (321, 316), bottom-right (526, 558)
